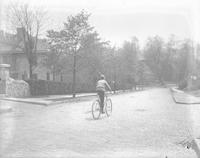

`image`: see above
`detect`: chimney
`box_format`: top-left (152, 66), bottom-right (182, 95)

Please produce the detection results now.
top-left (17, 27), bottom-right (25, 41)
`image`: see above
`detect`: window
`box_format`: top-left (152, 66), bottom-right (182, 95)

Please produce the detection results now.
top-left (47, 72), bottom-right (50, 80)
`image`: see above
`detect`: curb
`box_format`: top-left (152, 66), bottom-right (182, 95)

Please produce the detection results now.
top-left (2, 94), bottom-right (97, 106)
top-left (170, 87), bottom-right (184, 93)
top-left (170, 87), bottom-right (200, 104)
top-left (194, 139), bottom-right (200, 158)
top-left (46, 94), bottom-right (97, 106)
top-left (0, 89), bottom-right (136, 106)
top-left (170, 87), bottom-right (184, 104)
top-left (2, 98), bottom-right (50, 106)
top-left (170, 87), bottom-right (182, 104)
top-left (170, 88), bottom-right (200, 157)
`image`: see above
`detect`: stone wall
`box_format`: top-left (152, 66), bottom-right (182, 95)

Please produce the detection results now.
top-left (6, 78), bottom-right (30, 97)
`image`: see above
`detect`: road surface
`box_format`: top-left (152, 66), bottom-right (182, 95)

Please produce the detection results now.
top-left (0, 88), bottom-right (197, 157)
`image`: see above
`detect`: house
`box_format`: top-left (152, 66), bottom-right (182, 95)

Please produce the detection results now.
top-left (0, 29), bottom-right (54, 81)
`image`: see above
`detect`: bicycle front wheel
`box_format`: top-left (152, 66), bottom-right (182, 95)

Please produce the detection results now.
top-left (92, 100), bottom-right (101, 120)
top-left (105, 98), bottom-right (112, 117)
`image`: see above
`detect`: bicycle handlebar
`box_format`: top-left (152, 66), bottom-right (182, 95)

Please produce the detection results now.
top-left (105, 91), bottom-right (114, 95)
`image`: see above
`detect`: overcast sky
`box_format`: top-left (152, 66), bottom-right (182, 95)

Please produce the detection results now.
top-left (1, 0), bottom-right (200, 47)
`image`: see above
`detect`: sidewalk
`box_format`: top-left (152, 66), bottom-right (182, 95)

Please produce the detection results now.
top-left (0, 96), bottom-right (13, 114)
top-left (0, 89), bottom-right (136, 106)
top-left (0, 93), bottom-right (97, 106)
top-left (170, 87), bottom-right (200, 158)
top-left (170, 87), bottom-right (200, 104)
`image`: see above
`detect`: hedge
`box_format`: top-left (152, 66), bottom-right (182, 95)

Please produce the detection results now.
top-left (25, 79), bottom-right (144, 96)
top-left (26, 80), bottom-right (72, 96)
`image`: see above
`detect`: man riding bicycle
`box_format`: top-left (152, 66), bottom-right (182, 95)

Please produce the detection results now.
top-left (96, 74), bottom-right (112, 113)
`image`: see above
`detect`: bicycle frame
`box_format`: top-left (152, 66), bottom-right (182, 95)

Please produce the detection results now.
top-left (92, 92), bottom-right (112, 119)
top-left (97, 92), bottom-right (108, 105)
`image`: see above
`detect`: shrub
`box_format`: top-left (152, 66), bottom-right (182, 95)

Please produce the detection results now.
top-left (178, 79), bottom-right (188, 90)
top-left (26, 80), bottom-right (71, 96)
top-left (6, 78), bottom-right (30, 97)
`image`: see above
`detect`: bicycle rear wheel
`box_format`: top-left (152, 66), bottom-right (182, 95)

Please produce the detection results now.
top-left (92, 100), bottom-right (101, 120)
top-left (105, 98), bottom-right (112, 117)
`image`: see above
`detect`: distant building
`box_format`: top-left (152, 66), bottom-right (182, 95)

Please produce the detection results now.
top-left (0, 28), bottom-right (54, 81)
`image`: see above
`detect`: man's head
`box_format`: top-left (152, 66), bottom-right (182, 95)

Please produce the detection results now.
top-left (100, 74), bottom-right (105, 80)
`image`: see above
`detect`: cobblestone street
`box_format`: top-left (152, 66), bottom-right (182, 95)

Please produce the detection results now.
top-left (0, 88), bottom-right (197, 157)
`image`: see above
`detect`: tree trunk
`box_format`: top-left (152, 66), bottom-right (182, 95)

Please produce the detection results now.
top-left (72, 52), bottom-right (77, 98)
top-left (60, 74), bottom-right (63, 82)
top-left (29, 62), bottom-right (33, 79)
top-left (113, 66), bottom-right (117, 93)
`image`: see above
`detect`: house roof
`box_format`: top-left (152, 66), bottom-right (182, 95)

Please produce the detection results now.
top-left (0, 30), bottom-right (50, 55)
top-left (0, 43), bottom-right (13, 52)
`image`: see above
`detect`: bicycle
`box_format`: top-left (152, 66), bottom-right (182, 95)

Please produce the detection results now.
top-left (91, 93), bottom-right (112, 120)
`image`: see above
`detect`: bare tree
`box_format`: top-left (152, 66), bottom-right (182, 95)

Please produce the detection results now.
top-left (6, 3), bottom-right (47, 79)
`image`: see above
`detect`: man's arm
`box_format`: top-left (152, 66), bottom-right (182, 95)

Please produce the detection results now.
top-left (105, 81), bottom-right (112, 91)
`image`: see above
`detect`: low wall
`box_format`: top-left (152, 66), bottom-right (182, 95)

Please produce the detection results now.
top-left (6, 78), bottom-right (30, 97)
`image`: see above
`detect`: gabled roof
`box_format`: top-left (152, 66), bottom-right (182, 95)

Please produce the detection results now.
top-left (0, 30), bottom-right (49, 55)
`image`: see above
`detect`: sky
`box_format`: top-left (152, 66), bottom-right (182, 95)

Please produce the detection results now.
top-left (0, 0), bottom-right (200, 47)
